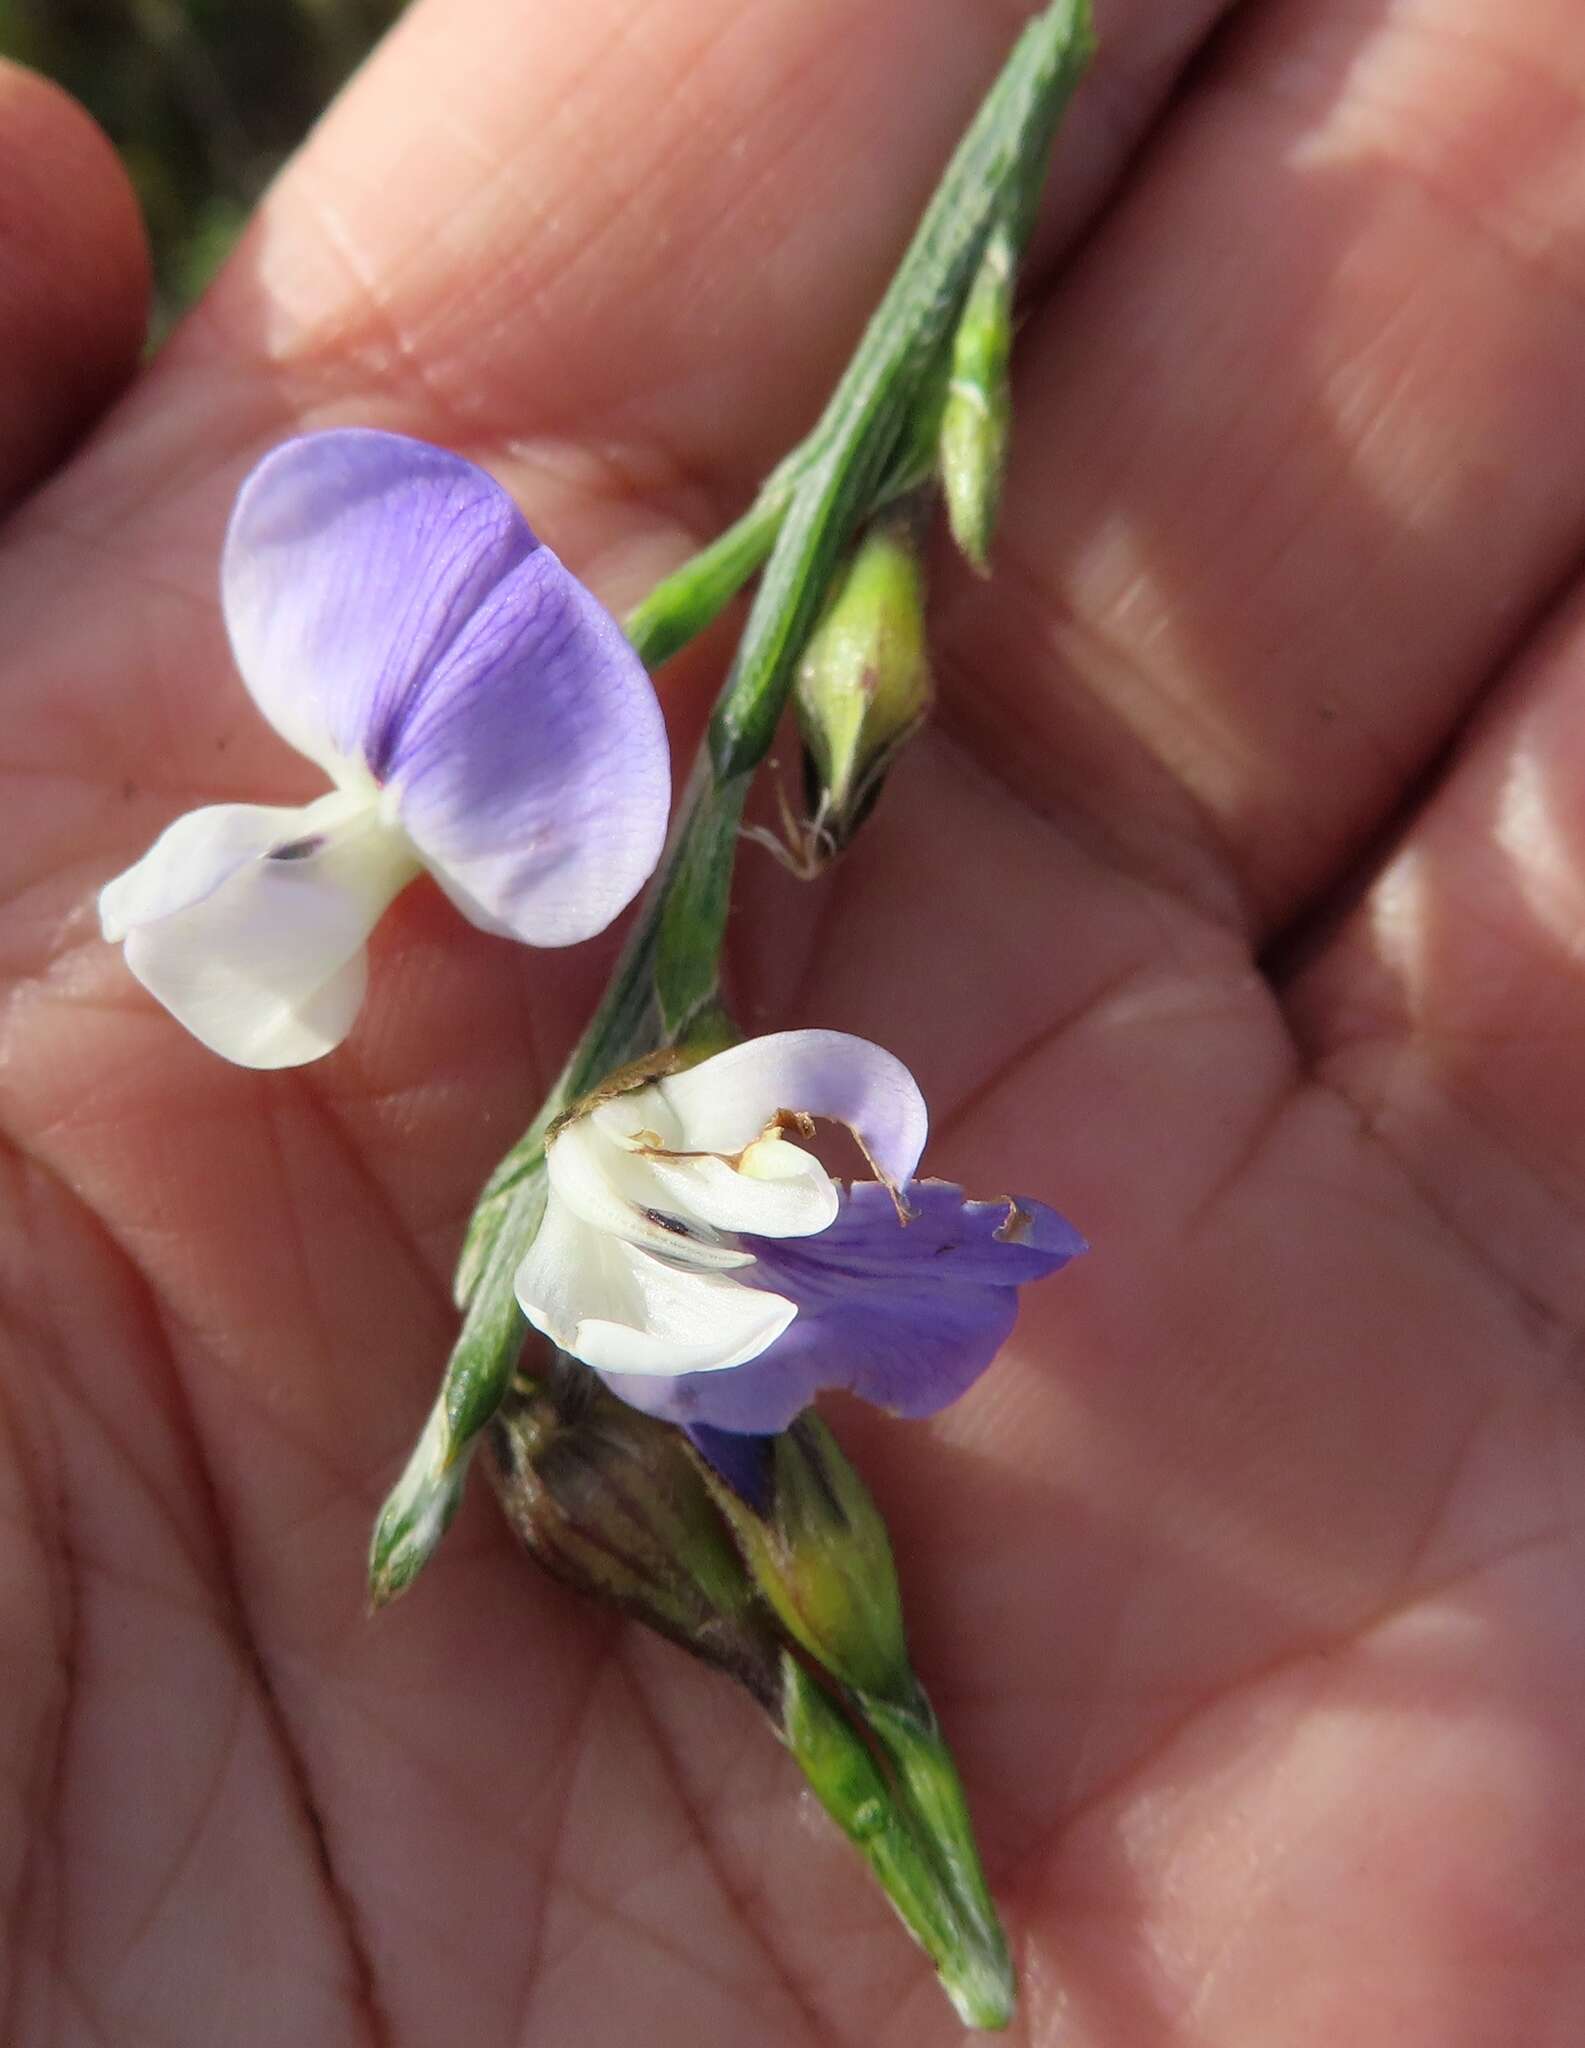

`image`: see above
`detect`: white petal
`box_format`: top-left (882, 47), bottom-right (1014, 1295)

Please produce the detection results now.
top-left (100, 800), bottom-right (318, 941)
top-left (590, 1081), bottom-right (685, 1151)
top-left (515, 1192), bottom-right (645, 1344)
top-left (103, 792), bottom-right (418, 1068)
top-left (576, 1256), bottom-right (794, 1376)
top-left (544, 1113), bottom-right (752, 1269)
top-left (515, 1195), bottom-right (795, 1377)
top-left (657, 1029), bottom-right (929, 1182)
top-left (642, 1138), bottom-right (839, 1239)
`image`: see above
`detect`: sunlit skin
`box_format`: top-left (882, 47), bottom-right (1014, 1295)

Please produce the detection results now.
top-left (4, 0), bottom-right (1585, 2040)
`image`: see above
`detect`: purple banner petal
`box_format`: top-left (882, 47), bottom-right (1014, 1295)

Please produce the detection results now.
top-left (387, 544), bottom-right (668, 945)
top-left (223, 429), bottom-right (669, 944)
top-left (223, 430), bottom-right (537, 781)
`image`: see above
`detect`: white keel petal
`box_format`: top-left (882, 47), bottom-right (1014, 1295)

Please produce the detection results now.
top-left (104, 793), bottom-right (417, 1068)
top-left (515, 1195), bottom-right (795, 1377)
top-left (100, 800), bottom-right (315, 941)
top-left (544, 1111), bottom-right (754, 1269)
top-left (642, 1143), bottom-right (839, 1239)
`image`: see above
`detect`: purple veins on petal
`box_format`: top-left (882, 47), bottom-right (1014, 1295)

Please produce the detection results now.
top-left (223, 428), bottom-right (540, 782)
top-left (385, 542), bottom-right (671, 947)
top-left (221, 428), bottom-right (670, 947)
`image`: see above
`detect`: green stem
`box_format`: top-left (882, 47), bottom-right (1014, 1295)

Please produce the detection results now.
top-left (624, 490), bottom-right (787, 671)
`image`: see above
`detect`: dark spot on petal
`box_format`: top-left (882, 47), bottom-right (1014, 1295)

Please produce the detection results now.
top-left (643, 1207), bottom-right (697, 1239)
top-left (267, 833), bottom-right (325, 863)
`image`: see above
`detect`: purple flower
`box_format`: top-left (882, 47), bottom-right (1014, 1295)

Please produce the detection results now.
top-left (513, 1029), bottom-right (1086, 1435)
top-left (99, 430), bottom-right (670, 1067)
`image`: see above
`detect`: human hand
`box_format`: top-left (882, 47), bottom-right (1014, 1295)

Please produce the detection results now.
top-left (3, 1), bottom-right (1582, 2040)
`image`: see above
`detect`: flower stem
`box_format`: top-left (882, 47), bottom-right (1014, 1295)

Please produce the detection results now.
top-left (624, 490), bottom-right (787, 671)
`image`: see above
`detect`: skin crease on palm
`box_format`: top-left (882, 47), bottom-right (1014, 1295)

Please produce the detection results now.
top-left (6, 0), bottom-right (1585, 2037)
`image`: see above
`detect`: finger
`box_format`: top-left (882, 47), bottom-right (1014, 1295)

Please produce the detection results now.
top-left (163, 0), bottom-right (1227, 505)
top-left (939, 0), bottom-right (1585, 936)
top-left (1285, 578), bottom-right (1585, 1343)
top-left (42, 0), bottom-right (1235, 641)
top-left (0, 0), bottom-right (1239, 1192)
top-left (0, 64), bottom-right (147, 506)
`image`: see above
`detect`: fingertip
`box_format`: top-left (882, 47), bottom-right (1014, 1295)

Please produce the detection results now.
top-left (0, 62), bottom-right (150, 501)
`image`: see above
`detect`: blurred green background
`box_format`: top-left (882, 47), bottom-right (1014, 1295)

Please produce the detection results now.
top-left (0, 0), bottom-right (406, 338)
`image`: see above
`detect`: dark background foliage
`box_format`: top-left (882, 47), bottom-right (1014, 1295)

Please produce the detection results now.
top-left (0, 0), bottom-right (404, 337)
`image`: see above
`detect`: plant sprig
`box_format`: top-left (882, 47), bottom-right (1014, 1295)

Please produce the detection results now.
top-left (371, 0), bottom-right (1094, 1605)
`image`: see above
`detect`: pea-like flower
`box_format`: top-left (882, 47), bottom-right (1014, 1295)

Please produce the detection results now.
top-left (99, 429), bottom-right (670, 1068)
top-left (514, 1029), bottom-right (1085, 1434)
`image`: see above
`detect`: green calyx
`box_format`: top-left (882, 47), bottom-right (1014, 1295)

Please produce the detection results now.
top-left (782, 1662), bottom-right (1016, 2030)
top-left (696, 1412), bottom-right (913, 1702)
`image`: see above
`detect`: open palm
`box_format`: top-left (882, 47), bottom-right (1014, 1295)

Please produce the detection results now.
top-left (4, 0), bottom-right (1584, 2040)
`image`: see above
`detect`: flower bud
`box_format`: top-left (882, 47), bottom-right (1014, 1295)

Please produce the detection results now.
top-left (489, 1359), bottom-right (784, 1709)
top-left (939, 222), bottom-right (1015, 575)
top-left (695, 1413), bottom-right (912, 1703)
top-left (793, 507), bottom-right (933, 858)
